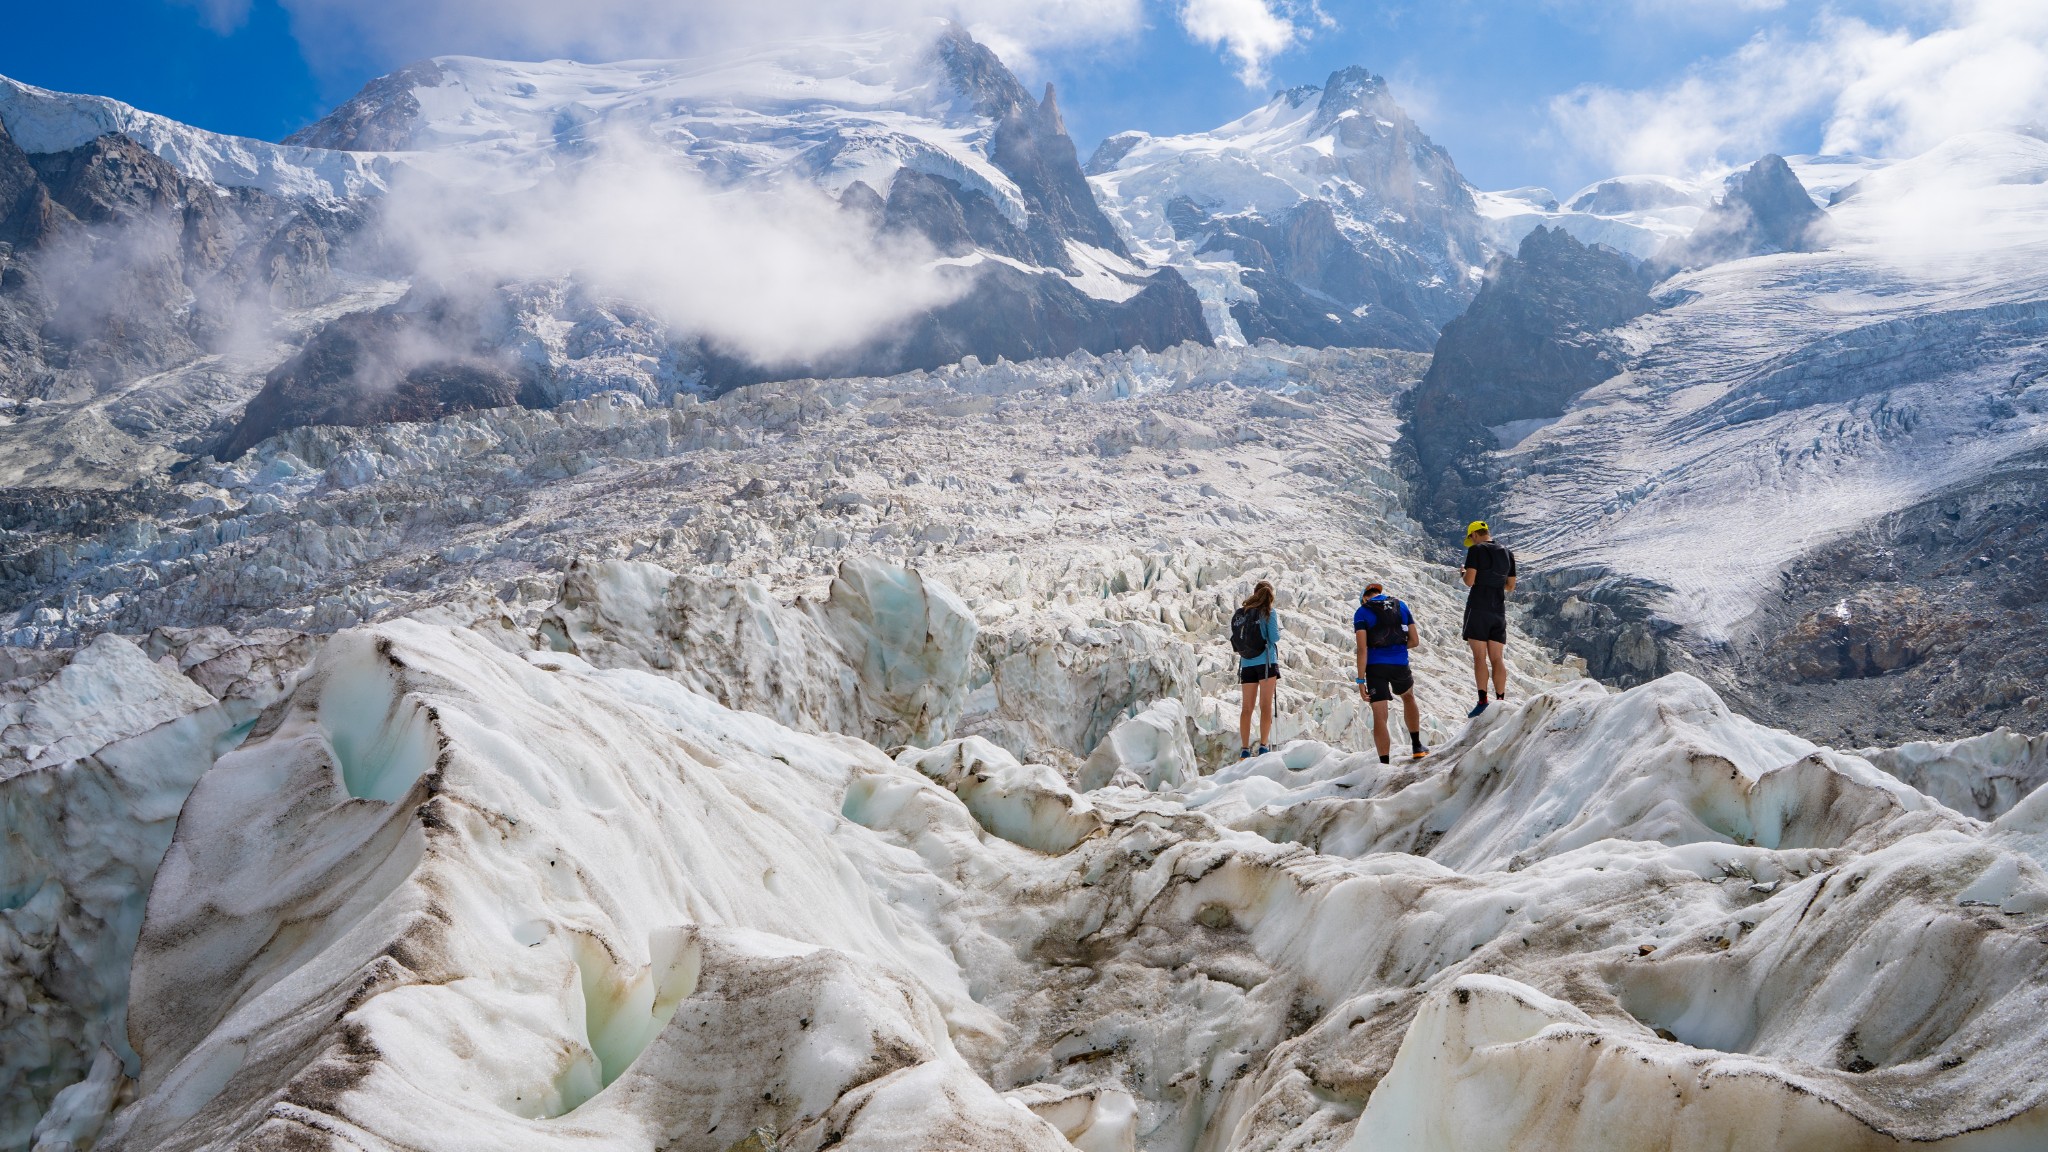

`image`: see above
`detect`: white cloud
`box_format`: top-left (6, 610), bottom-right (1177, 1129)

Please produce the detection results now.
top-left (272, 0), bottom-right (1144, 73)
top-left (227, 0), bottom-right (1326, 110)
top-left (178, 0), bottom-right (254, 35)
top-left (378, 137), bottom-right (965, 368)
top-left (1177, 0), bottom-right (1305, 86)
top-left (1551, 0), bottom-right (2048, 179)
top-left (1822, 1), bottom-right (2048, 156)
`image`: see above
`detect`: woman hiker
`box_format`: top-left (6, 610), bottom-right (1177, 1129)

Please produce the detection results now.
top-left (1231, 581), bottom-right (1281, 759)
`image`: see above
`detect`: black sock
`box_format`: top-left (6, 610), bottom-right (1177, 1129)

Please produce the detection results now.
top-left (1411, 734), bottom-right (1425, 752)
top-left (1477, 690), bottom-right (1489, 703)
top-left (1379, 754), bottom-right (1391, 764)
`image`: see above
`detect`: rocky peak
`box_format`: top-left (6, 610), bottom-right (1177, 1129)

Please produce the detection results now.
top-left (1083, 131), bottom-right (1148, 176)
top-left (1658, 154), bottom-right (1829, 270)
top-left (1400, 225), bottom-right (1657, 533)
top-left (1721, 154), bottom-right (1828, 252)
top-left (1310, 66), bottom-right (1395, 135)
top-left (930, 22), bottom-right (1037, 122)
top-left (1275, 84), bottom-right (1321, 109)
top-left (1038, 83), bottom-right (1067, 137)
top-left (28, 132), bottom-right (200, 226)
top-left (282, 60), bottom-right (446, 152)
top-left (0, 118), bottom-right (54, 250)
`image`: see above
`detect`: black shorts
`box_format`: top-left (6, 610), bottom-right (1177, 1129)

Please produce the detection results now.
top-left (1364, 664), bottom-right (1413, 702)
top-left (1238, 662), bottom-right (1280, 685)
top-left (1462, 610), bottom-right (1507, 644)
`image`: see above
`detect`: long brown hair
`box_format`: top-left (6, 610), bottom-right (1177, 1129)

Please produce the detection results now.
top-left (1241, 581), bottom-right (1275, 617)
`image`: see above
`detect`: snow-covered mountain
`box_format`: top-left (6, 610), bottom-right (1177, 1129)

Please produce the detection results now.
top-left (0, 24), bottom-right (1222, 487)
top-left (1087, 69), bottom-right (1490, 350)
top-left (1451, 131), bottom-right (2048, 742)
top-left (281, 25), bottom-right (1208, 368)
top-left (1469, 151), bottom-right (1879, 263)
top-left (0, 74), bottom-right (392, 201)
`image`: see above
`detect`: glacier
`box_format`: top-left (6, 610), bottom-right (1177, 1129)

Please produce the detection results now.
top-left (5, 325), bottom-right (2048, 1150)
top-left (10, 585), bottom-right (2048, 1150)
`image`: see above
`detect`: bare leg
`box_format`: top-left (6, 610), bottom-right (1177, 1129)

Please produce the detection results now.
top-left (1468, 640), bottom-right (1490, 695)
top-left (1487, 641), bottom-right (1509, 696)
top-left (1239, 679), bottom-right (1256, 750)
top-left (1402, 690), bottom-right (1423, 748)
top-left (1371, 699), bottom-right (1391, 758)
top-left (1256, 677), bottom-right (1276, 747)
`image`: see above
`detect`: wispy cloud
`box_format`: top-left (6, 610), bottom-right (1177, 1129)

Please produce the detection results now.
top-left (1177, 0), bottom-right (1326, 87)
top-left (377, 136), bottom-right (965, 368)
top-left (268, 0), bottom-right (1145, 73)
top-left (177, 0), bottom-right (255, 35)
top-left (1551, 0), bottom-right (2048, 178)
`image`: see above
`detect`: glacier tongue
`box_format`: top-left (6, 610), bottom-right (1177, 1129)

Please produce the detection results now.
top-left (3, 335), bottom-right (2045, 1149)
top-left (6, 612), bottom-right (2028, 1150)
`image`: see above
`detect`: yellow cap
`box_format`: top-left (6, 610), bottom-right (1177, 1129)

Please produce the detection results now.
top-left (1464, 520), bottom-right (1490, 546)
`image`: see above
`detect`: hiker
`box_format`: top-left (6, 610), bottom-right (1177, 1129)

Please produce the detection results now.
top-left (1230, 581), bottom-right (1281, 758)
top-left (1354, 583), bottom-right (1427, 763)
top-left (1461, 520), bottom-right (1517, 717)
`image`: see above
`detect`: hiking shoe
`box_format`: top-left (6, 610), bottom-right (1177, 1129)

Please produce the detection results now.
top-left (1240, 747), bottom-right (1253, 760)
top-left (1466, 700), bottom-right (1489, 719)
top-left (1257, 745), bottom-right (1270, 756)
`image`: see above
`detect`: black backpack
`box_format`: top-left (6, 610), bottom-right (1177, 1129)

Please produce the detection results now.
top-left (1229, 607), bottom-right (1268, 658)
top-left (1362, 598), bottom-right (1408, 649)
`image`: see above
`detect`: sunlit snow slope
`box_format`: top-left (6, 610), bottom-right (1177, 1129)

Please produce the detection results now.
top-left (1500, 134), bottom-right (2048, 708)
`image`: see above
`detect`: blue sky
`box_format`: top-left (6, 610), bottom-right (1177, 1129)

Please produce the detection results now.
top-left (0, 1), bottom-right (2033, 194)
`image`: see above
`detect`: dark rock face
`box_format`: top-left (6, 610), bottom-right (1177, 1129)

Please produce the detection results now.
top-left (930, 27), bottom-right (1129, 261)
top-left (1398, 226), bottom-right (1657, 535)
top-left (1770, 586), bottom-right (1941, 683)
top-left (1659, 155), bottom-right (1829, 270)
top-left (698, 260), bottom-right (1211, 392)
top-left (0, 122), bottom-right (360, 404)
top-left (1517, 568), bottom-right (1673, 688)
top-left (282, 60), bottom-right (448, 152)
top-left (872, 261), bottom-right (1208, 371)
top-left (1171, 196), bottom-right (1439, 351)
top-left (219, 305), bottom-right (531, 460)
top-left (1711, 459), bottom-right (2048, 744)
top-left (0, 124), bottom-right (61, 251)
top-left (881, 169), bottom-right (1054, 269)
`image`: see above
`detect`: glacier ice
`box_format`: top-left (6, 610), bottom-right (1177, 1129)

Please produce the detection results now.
top-left (1, 632), bottom-right (307, 1149)
top-left (0, 606), bottom-right (2030, 1151)
top-left (1, 316), bottom-right (2044, 1150)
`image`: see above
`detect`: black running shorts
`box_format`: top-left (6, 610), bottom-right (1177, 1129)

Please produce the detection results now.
top-left (1238, 662), bottom-right (1280, 684)
top-left (1364, 664), bottom-right (1413, 702)
top-left (1462, 610), bottom-right (1507, 644)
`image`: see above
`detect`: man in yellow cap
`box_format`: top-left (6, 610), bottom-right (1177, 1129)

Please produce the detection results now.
top-left (1460, 521), bottom-right (1516, 716)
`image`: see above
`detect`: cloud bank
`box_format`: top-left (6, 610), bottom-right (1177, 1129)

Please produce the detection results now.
top-left (269, 0), bottom-right (1145, 74)
top-left (235, 0), bottom-right (1328, 100)
top-left (1552, 0), bottom-right (2048, 178)
top-left (1177, 0), bottom-right (1325, 87)
top-left (379, 138), bottom-right (962, 369)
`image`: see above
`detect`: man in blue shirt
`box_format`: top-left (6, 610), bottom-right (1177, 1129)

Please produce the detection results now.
top-left (1354, 583), bottom-right (1427, 763)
